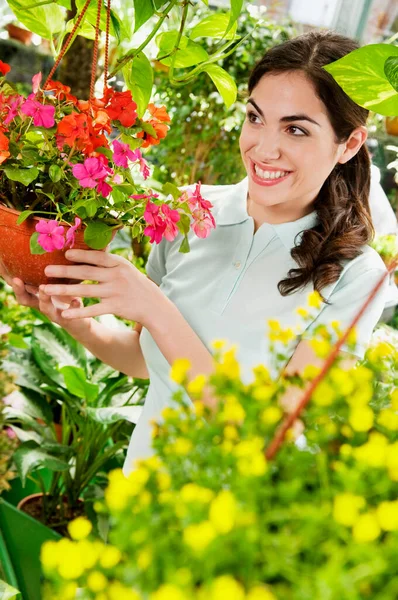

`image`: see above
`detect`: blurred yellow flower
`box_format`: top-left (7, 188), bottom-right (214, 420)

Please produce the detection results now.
top-left (137, 548), bottom-right (153, 570)
top-left (171, 437), bottom-right (193, 456)
top-left (376, 501), bottom-right (398, 531)
top-left (99, 545), bottom-right (122, 569)
top-left (209, 490), bottom-right (237, 534)
top-left (187, 374), bottom-right (207, 396)
top-left (312, 380), bottom-right (336, 406)
top-left (87, 571), bottom-right (107, 592)
top-left (391, 388), bottom-right (398, 411)
top-left (67, 516), bottom-right (92, 541)
top-left (157, 471), bottom-right (171, 491)
top-left (310, 338), bottom-right (331, 358)
top-left (260, 406), bottom-right (282, 425)
top-left (378, 408), bottom-right (398, 431)
top-left (41, 541), bottom-right (61, 571)
top-left (211, 339), bottom-right (226, 351)
top-left (346, 382), bottom-right (373, 407)
top-left (296, 307), bottom-right (309, 318)
top-left (246, 585), bottom-right (277, 600)
top-left (307, 290), bottom-right (322, 309)
top-left (386, 442), bottom-right (398, 481)
top-left (170, 358), bottom-right (191, 384)
top-left (216, 347), bottom-right (240, 380)
top-left (183, 521), bottom-right (216, 552)
top-left (349, 406), bottom-right (374, 432)
top-left (58, 582), bottom-right (77, 600)
top-left (219, 396), bottom-right (246, 424)
top-left (302, 364), bottom-right (321, 381)
top-left (209, 575), bottom-right (245, 600)
top-left (224, 424), bottom-right (239, 440)
top-left (252, 384), bottom-right (276, 402)
top-left (333, 493), bottom-right (365, 526)
top-left (108, 582), bottom-right (140, 600)
top-left (329, 368), bottom-right (354, 395)
top-left (367, 341), bottom-right (394, 363)
top-left (180, 483), bottom-right (214, 504)
top-left (161, 407), bottom-right (180, 421)
top-left (352, 513), bottom-right (381, 543)
top-left (354, 433), bottom-right (388, 468)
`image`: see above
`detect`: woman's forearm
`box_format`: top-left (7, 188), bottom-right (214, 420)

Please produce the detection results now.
top-left (63, 318), bottom-right (149, 379)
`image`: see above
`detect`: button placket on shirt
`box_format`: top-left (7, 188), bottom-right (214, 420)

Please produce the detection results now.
top-left (212, 220), bottom-right (277, 315)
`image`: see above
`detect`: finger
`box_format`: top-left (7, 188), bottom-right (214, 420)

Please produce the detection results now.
top-left (64, 249), bottom-right (119, 268)
top-left (61, 302), bottom-right (109, 320)
top-left (42, 282), bottom-right (111, 298)
top-left (12, 278), bottom-right (39, 308)
top-left (44, 264), bottom-right (111, 282)
top-left (26, 285), bottom-right (39, 295)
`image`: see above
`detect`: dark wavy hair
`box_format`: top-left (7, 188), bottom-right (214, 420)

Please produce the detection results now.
top-left (248, 31), bottom-right (373, 299)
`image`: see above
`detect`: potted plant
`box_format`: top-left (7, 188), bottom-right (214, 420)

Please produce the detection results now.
top-left (40, 300), bottom-right (398, 599)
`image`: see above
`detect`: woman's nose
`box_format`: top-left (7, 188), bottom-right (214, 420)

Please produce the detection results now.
top-left (255, 134), bottom-right (281, 161)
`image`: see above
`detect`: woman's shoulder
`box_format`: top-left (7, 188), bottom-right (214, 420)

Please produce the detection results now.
top-left (342, 245), bottom-right (387, 278)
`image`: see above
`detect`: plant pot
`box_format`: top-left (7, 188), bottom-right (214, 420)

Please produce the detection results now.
top-left (6, 24), bottom-right (33, 46)
top-left (0, 204), bottom-right (113, 287)
top-left (385, 117), bottom-right (398, 136)
top-left (17, 492), bottom-right (85, 536)
top-left (0, 498), bottom-right (61, 600)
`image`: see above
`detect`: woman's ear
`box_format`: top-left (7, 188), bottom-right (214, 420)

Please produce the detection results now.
top-left (337, 126), bottom-right (368, 165)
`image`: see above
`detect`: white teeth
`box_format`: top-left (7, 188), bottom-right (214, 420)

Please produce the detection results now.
top-left (254, 165), bottom-right (290, 180)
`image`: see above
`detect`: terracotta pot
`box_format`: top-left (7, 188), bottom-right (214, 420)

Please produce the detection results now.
top-left (0, 204), bottom-right (116, 287)
top-left (385, 117), bottom-right (398, 137)
top-left (6, 23), bottom-right (33, 46)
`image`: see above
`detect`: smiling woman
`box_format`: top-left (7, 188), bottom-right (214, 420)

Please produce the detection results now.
top-left (0, 31), bottom-right (390, 476)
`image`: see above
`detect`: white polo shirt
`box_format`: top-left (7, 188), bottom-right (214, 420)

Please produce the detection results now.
top-left (123, 177), bottom-right (389, 475)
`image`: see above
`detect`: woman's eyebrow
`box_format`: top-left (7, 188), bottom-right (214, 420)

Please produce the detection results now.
top-left (247, 98), bottom-right (321, 127)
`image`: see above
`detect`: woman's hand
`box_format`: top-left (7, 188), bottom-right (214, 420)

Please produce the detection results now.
top-left (41, 249), bottom-right (159, 325)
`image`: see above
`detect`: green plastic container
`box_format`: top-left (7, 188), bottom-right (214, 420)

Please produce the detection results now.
top-left (0, 498), bottom-right (61, 600)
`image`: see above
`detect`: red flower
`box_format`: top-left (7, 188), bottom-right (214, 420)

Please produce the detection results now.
top-left (136, 120), bottom-right (169, 148)
top-left (0, 130), bottom-right (10, 165)
top-left (56, 113), bottom-right (88, 149)
top-left (148, 103), bottom-right (171, 123)
top-left (45, 79), bottom-right (77, 105)
top-left (105, 90), bottom-right (137, 127)
top-left (0, 61), bottom-right (11, 76)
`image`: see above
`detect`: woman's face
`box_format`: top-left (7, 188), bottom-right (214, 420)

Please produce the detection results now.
top-left (239, 70), bottom-right (350, 224)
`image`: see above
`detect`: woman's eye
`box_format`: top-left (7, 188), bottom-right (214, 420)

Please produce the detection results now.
top-left (287, 125), bottom-right (307, 136)
top-left (247, 111), bottom-right (260, 124)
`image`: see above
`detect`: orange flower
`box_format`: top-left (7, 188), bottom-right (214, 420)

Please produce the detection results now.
top-left (45, 79), bottom-right (77, 104)
top-left (148, 103), bottom-right (171, 123)
top-left (137, 120), bottom-right (169, 148)
top-left (56, 113), bottom-right (88, 149)
top-left (0, 130), bottom-right (10, 164)
top-left (0, 61), bottom-right (11, 77)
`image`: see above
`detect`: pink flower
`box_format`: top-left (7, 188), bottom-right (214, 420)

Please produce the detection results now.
top-left (5, 427), bottom-right (16, 439)
top-left (97, 180), bottom-right (113, 198)
top-left (21, 96), bottom-right (55, 128)
top-left (161, 204), bottom-right (180, 242)
top-left (143, 201), bottom-right (166, 244)
top-left (113, 174), bottom-right (123, 184)
top-left (0, 323), bottom-right (11, 336)
top-left (72, 157), bottom-right (109, 188)
top-left (130, 190), bottom-right (159, 201)
top-left (65, 217), bottom-right (82, 249)
top-left (32, 72), bottom-right (42, 94)
top-left (112, 140), bottom-right (139, 169)
top-left (35, 219), bottom-right (65, 252)
top-left (4, 95), bottom-right (24, 125)
top-left (191, 209), bottom-right (215, 239)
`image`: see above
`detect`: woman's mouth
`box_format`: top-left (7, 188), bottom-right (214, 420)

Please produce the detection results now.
top-left (250, 161), bottom-right (292, 186)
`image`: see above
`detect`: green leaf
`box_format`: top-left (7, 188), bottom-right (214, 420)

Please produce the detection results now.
top-left (157, 33), bottom-right (209, 68)
top-left (65, 15), bottom-right (95, 40)
top-left (162, 182), bottom-right (182, 200)
top-left (14, 441), bottom-right (69, 487)
top-left (4, 166), bottom-right (39, 186)
top-left (202, 64), bottom-right (237, 108)
top-left (84, 222), bottom-right (113, 249)
top-left (323, 44), bottom-right (398, 116)
top-left (120, 134), bottom-right (142, 150)
top-left (7, 0), bottom-right (66, 39)
top-left (190, 12), bottom-right (237, 40)
top-left (59, 366), bottom-right (99, 404)
top-left (139, 120), bottom-right (157, 137)
top-left (133, 0), bottom-right (155, 33)
top-left (227, 0), bottom-right (243, 35)
top-left (16, 210), bottom-right (34, 225)
top-left (384, 56), bottom-right (398, 93)
top-left (30, 232), bottom-right (47, 256)
top-left (49, 164), bottom-right (62, 183)
top-left (179, 235), bottom-right (190, 253)
top-left (87, 405), bottom-right (142, 424)
top-left (96, 146), bottom-right (114, 160)
top-left (123, 52), bottom-right (153, 118)
top-left (75, 0), bottom-right (121, 39)
top-left (31, 323), bottom-right (87, 387)
top-left (2, 350), bottom-right (44, 394)
top-left (0, 580), bottom-right (20, 600)
top-left (8, 332), bottom-right (28, 349)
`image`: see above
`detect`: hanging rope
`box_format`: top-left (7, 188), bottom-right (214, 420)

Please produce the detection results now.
top-left (90, 0), bottom-right (103, 100)
top-left (42, 0), bottom-right (92, 93)
top-left (103, 0), bottom-right (112, 96)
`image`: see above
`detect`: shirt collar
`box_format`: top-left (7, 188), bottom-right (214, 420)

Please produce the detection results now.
top-left (216, 176), bottom-right (319, 250)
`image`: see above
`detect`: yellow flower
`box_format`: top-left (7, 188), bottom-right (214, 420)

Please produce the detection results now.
top-left (237, 453), bottom-right (268, 477)
top-left (296, 307), bottom-right (309, 318)
top-left (161, 407), bottom-right (179, 421)
top-left (99, 545), bottom-right (122, 569)
top-left (108, 582), bottom-right (140, 600)
top-left (87, 571), bottom-right (107, 592)
top-left (310, 338), bottom-right (331, 358)
top-left (67, 516), bottom-right (92, 541)
top-left (331, 320), bottom-right (342, 334)
top-left (157, 471), bottom-right (171, 491)
top-left (352, 513), bottom-right (381, 543)
top-left (391, 388), bottom-right (398, 411)
top-left (252, 384), bottom-right (276, 402)
top-left (312, 381), bottom-right (336, 406)
top-left (180, 483), bottom-right (214, 504)
top-left (150, 584), bottom-right (186, 600)
top-left (260, 406), bottom-right (282, 425)
top-left (209, 490), bottom-right (237, 534)
top-left (57, 541), bottom-right (85, 580)
top-left (224, 425), bottom-right (239, 440)
top-left (172, 437), bottom-right (193, 456)
top-left (41, 541), bottom-right (61, 571)
top-left (333, 493), bottom-right (365, 526)
top-left (339, 444), bottom-right (353, 458)
top-left (376, 501), bottom-right (398, 531)
top-left (366, 341), bottom-right (394, 363)
top-left (209, 575), bottom-right (245, 600)
top-left (193, 400), bottom-right (205, 417)
top-left (340, 425), bottom-right (353, 438)
top-left (349, 406), bottom-right (374, 432)
top-left (386, 442), bottom-right (398, 481)
top-left (346, 382), bottom-right (373, 407)
top-left (267, 319), bottom-right (281, 332)
top-left (252, 364), bottom-right (271, 384)
top-left (378, 408), bottom-right (398, 431)
top-left (59, 582), bottom-right (78, 600)
top-left (219, 396), bottom-right (246, 424)
top-left (187, 374), bottom-right (207, 396)
top-left (354, 433), bottom-right (388, 468)
top-left (216, 347), bottom-right (240, 380)
top-left (78, 539), bottom-right (102, 570)
top-left (105, 469), bottom-right (137, 511)
top-left (302, 364), bottom-right (321, 381)
top-left (246, 585), bottom-right (277, 600)
top-left (307, 290), bottom-right (322, 309)
top-left (211, 339), bottom-right (226, 351)
top-left (137, 548), bottom-right (153, 570)
top-left (269, 327), bottom-right (295, 344)
top-left (329, 368), bottom-right (354, 395)
top-left (183, 521), bottom-right (216, 552)
top-left (170, 358), bottom-right (191, 384)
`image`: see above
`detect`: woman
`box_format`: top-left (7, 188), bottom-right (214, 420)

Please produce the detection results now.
top-left (0, 31), bottom-right (389, 475)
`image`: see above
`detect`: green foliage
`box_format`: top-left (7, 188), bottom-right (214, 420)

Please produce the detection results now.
top-left (0, 328), bottom-right (18, 495)
top-left (150, 8), bottom-right (295, 186)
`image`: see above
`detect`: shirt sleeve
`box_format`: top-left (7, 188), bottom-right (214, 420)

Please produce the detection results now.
top-left (145, 238), bottom-right (168, 285)
top-left (305, 265), bottom-right (389, 358)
